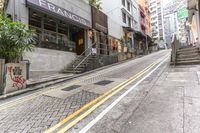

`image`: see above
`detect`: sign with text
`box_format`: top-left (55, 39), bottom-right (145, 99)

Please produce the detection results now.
top-left (92, 6), bottom-right (108, 34)
top-left (177, 8), bottom-right (188, 20)
top-left (26, 0), bottom-right (91, 28)
top-left (4, 63), bottom-right (27, 94)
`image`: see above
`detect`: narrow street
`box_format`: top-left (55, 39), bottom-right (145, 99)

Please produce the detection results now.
top-left (0, 50), bottom-right (171, 133)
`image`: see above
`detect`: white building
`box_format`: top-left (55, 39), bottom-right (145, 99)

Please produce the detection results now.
top-left (149, 0), bottom-right (165, 42)
top-left (101, 0), bottom-right (136, 54)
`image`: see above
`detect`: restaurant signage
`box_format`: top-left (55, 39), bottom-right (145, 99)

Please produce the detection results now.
top-left (91, 7), bottom-right (108, 34)
top-left (26, 0), bottom-right (91, 28)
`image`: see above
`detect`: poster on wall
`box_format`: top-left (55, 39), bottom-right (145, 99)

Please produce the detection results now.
top-left (4, 63), bottom-right (27, 94)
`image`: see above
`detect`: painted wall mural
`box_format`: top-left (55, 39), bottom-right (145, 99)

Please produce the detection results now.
top-left (4, 63), bottom-right (27, 94)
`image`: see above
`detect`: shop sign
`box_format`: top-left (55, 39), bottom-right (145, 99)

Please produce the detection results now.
top-left (26, 0), bottom-right (91, 28)
top-left (4, 63), bottom-right (27, 94)
top-left (92, 7), bottom-right (108, 34)
top-left (177, 8), bottom-right (188, 20)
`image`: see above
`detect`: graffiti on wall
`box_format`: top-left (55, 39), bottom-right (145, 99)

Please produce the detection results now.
top-left (8, 66), bottom-right (25, 89)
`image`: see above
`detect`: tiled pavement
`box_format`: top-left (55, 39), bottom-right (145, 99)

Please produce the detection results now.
top-left (0, 91), bottom-right (99, 133)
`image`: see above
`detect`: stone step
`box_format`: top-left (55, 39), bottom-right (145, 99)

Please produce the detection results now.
top-left (177, 53), bottom-right (200, 58)
top-left (63, 70), bottom-right (83, 74)
top-left (176, 57), bottom-right (200, 61)
top-left (178, 47), bottom-right (199, 52)
top-left (176, 60), bottom-right (200, 65)
top-left (177, 49), bottom-right (199, 55)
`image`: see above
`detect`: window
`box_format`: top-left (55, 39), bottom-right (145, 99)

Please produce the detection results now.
top-left (127, 1), bottom-right (130, 11)
top-left (122, 0), bottom-right (125, 6)
top-left (128, 16), bottom-right (131, 27)
top-left (122, 12), bottom-right (126, 23)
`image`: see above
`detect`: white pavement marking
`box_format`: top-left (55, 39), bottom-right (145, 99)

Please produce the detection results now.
top-left (79, 55), bottom-right (169, 133)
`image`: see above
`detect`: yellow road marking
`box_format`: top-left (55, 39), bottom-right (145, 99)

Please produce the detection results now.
top-left (57, 56), bottom-right (163, 133)
top-left (45, 54), bottom-right (169, 133)
top-left (0, 54), bottom-right (163, 111)
top-left (44, 60), bottom-right (158, 133)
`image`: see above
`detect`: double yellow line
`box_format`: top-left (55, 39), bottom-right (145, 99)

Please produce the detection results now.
top-left (45, 55), bottom-right (169, 133)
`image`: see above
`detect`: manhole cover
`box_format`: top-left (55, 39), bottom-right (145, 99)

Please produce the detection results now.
top-left (62, 85), bottom-right (81, 91)
top-left (94, 80), bottom-right (114, 86)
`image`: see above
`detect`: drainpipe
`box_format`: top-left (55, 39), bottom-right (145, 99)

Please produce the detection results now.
top-left (13, 0), bottom-right (15, 21)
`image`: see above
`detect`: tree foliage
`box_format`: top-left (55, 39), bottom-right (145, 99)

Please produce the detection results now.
top-left (89, 0), bottom-right (102, 9)
top-left (0, 15), bottom-right (36, 63)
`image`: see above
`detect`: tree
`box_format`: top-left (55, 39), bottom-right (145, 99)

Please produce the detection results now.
top-left (89, 0), bottom-right (102, 10)
top-left (0, 15), bottom-right (36, 63)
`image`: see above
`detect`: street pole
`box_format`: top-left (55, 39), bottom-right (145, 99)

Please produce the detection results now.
top-left (13, 0), bottom-right (15, 21)
top-left (145, 34), bottom-right (148, 54)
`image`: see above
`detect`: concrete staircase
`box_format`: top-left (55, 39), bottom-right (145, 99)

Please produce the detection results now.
top-left (175, 47), bottom-right (200, 65)
top-left (62, 55), bottom-right (100, 74)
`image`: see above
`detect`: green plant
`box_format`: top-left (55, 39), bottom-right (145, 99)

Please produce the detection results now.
top-left (0, 15), bottom-right (36, 63)
top-left (89, 0), bottom-right (102, 9)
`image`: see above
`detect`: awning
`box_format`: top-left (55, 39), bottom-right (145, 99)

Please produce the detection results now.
top-left (123, 26), bottom-right (134, 32)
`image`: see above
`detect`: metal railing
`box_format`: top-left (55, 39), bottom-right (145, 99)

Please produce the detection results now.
top-left (72, 42), bottom-right (114, 72)
top-left (72, 43), bottom-right (96, 71)
top-left (171, 34), bottom-right (180, 66)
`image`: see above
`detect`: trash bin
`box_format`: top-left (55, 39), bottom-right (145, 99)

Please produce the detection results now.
top-left (20, 60), bottom-right (30, 80)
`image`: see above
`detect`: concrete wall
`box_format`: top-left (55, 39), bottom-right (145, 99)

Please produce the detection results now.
top-left (23, 48), bottom-right (76, 78)
top-left (101, 0), bottom-right (123, 39)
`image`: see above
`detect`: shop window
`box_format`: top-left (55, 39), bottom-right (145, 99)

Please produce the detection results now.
top-left (29, 10), bottom-right (78, 53)
top-left (122, 12), bottom-right (126, 24)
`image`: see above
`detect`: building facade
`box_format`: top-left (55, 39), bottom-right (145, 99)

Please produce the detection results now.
top-left (187, 0), bottom-right (200, 47)
top-left (149, 0), bottom-right (165, 42)
top-left (101, 0), bottom-right (135, 57)
top-left (5, 0), bottom-right (92, 78)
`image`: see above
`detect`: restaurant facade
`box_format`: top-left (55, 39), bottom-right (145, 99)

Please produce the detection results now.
top-left (5, 0), bottom-right (92, 77)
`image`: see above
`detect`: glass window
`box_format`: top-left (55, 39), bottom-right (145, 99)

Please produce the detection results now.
top-left (128, 17), bottom-right (131, 27)
top-left (122, 0), bottom-right (125, 6)
top-left (127, 1), bottom-right (130, 11)
top-left (122, 12), bottom-right (126, 23)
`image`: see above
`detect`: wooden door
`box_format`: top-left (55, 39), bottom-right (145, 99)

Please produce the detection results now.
top-left (75, 30), bottom-right (85, 55)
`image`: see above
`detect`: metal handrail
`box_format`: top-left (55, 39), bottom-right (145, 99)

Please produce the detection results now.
top-left (73, 52), bottom-right (91, 71)
top-left (171, 34), bottom-right (180, 66)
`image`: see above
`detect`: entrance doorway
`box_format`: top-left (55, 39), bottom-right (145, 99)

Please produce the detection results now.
top-left (70, 26), bottom-right (85, 55)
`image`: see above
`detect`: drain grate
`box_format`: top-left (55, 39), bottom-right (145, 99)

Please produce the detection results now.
top-left (94, 80), bottom-right (114, 86)
top-left (62, 85), bottom-right (81, 91)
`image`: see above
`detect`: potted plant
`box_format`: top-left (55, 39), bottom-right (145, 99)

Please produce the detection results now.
top-left (0, 14), bottom-right (36, 94)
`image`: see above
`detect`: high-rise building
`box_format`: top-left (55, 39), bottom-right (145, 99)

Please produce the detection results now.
top-left (149, 0), bottom-right (165, 42)
top-left (163, 0), bottom-right (188, 45)
top-left (137, 0), bottom-right (151, 36)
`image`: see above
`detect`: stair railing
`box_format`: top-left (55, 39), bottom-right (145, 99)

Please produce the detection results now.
top-left (171, 34), bottom-right (180, 66)
top-left (72, 43), bottom-right (96, 72)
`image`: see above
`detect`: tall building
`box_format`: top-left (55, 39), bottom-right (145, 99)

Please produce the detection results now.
top-left (149, 0), bottom-right (165, 42)
top-left (137, 0), bottom-right (151, 36)
top-left (163, 0), bottom-right (188, 45)
top-left (101, 0), bottom-right (135, 56)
